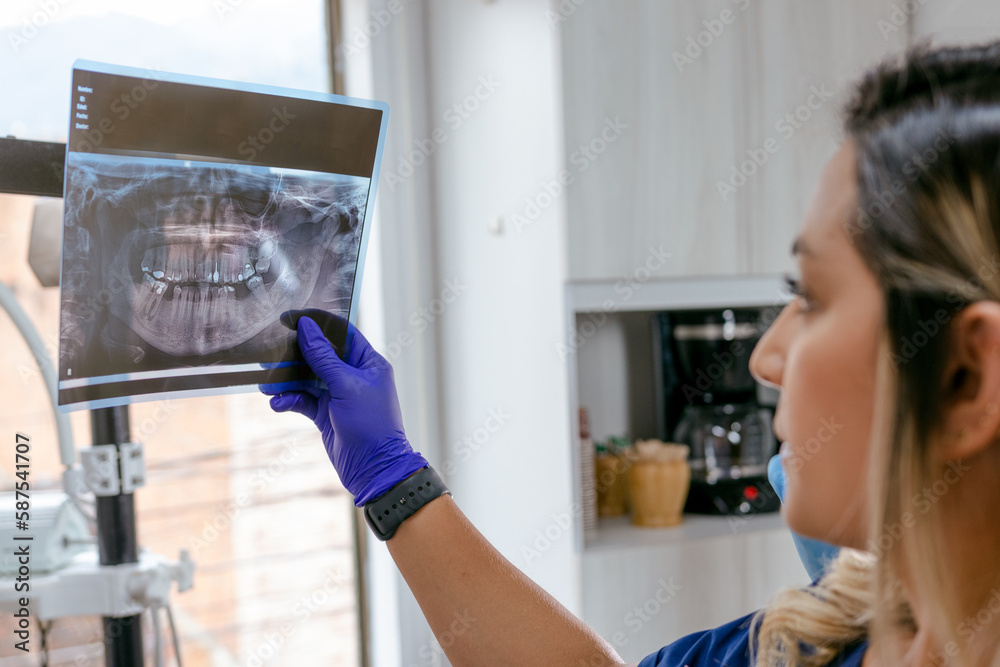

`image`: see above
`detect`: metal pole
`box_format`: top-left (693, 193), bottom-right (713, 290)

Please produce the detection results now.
top-left (0, 138), bottom-right (145, 665)
top-left (91, 406), bottom-right (144, 667)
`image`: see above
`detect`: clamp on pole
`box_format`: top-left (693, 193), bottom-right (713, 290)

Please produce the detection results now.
top-left (80, 442), bottom-right (147, 496)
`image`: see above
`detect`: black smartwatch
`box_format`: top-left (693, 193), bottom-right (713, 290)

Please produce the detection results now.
top-left (363, 466), bottom-right (451, 541)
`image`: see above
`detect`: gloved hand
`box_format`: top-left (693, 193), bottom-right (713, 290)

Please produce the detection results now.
top-left (767, 454), bottom-right (841, 582)
top-left (259, 314), bottom-right (429, 507)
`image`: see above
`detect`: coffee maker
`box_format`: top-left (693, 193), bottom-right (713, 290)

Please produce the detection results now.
top-left (656, 307), bottom-right (780, 515)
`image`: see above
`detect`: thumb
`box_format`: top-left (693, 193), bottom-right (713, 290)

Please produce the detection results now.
top-left (343, 322), bottom-right (381, 369)
top-left (297, 316), bottom-right (355, 389)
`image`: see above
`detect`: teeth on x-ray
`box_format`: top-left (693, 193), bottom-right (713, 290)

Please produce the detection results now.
top-left (61, 156), bottom-right (369, 361)
top-left (246, 274), bottom-right (265, 297)
top-left (132, 237), bottom-right (282, 336)
top-left (138, 244), bottom-right (268, 298)
top-left (255, 239), bottom-right (275, 274)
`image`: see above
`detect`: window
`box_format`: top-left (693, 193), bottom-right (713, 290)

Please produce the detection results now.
top-left (1, 2), bottom-right (363, 664)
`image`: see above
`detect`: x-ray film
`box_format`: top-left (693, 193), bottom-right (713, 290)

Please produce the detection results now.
top-left (57, 60), bottom-right (389, 411)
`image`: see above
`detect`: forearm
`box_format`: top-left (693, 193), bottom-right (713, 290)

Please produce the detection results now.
top-left (385, 492), bottom-right (624, 666)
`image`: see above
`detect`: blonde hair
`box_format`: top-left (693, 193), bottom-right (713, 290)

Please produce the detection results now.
top-left (749, 42), bottom-right (1000, 666)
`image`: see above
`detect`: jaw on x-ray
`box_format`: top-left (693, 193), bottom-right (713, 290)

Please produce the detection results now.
top-left (60, 153), bottom-right (368, 380)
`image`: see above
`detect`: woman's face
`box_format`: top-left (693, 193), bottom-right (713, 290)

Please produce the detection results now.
top-left (748, 140), bottom-right (884, 550)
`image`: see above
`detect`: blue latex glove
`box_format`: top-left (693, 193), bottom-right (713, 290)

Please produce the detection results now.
top-left (767, 454), bottom-right (841, 582)
top-left (260, 315), bottom-right (429, 507)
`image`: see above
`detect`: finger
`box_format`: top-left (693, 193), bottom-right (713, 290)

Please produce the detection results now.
top-left (281, 310), bottom-right (349, 357)
top-left (259, 383), bottom-right (327, 408)
top-left (269, 392), bottom-right (319, 421)
top-left (343, 322), bottom-right (382, 369)
top-left (297, 316), bottom-right (355, 387)
top-left (285, 310), bottom-right (382, 370)
top-left (259, 381), bottom-right (301, 395)
top-left (258, 379), bottom-right (323, 396)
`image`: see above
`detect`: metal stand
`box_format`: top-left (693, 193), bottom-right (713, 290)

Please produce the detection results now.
top-left (0, 138), bottom-right (145, 665)
top-left (91, 406), bottom-right (144, 666)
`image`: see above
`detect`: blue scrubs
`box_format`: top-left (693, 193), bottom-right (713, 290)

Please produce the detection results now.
top-left (640, 457), bottom-right (868, 665)
top-left (637, 608), bottom-right (867, 665)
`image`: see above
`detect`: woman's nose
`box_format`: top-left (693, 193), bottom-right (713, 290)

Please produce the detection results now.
top-left (748, 304), bottom-right (791, 390)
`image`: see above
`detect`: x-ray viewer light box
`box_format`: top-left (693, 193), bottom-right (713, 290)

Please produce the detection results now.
top-left (56, 60), bottom-right (390, 412)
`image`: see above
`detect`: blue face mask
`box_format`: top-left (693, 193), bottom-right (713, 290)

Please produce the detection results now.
top-left (767, 454), bottom-right (841, 582)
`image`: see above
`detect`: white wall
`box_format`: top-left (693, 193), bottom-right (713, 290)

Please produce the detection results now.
top-left (913, 0), bottom-right (1000, 45)
top-left (421, 0), bottom-right (578, 607)
top-left (344, 0), bottom-right (445, 663)
top-left (356, 1), bottom-right (579, 664)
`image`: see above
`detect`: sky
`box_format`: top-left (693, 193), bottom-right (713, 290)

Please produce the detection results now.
top-left (0, 0), bottom-right (330, 141)
top-left (0, 0), bottom-right (218, 28)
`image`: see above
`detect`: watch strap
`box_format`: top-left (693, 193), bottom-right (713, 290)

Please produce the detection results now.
top-left (363, 466), bottom-right (451, 541)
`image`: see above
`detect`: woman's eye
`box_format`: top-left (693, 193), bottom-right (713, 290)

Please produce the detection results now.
top-left (783, 273), bottom-right (816, 313)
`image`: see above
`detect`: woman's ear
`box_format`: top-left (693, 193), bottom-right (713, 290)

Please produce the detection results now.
top-left (936, 300), bottom-right (1000, 462)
